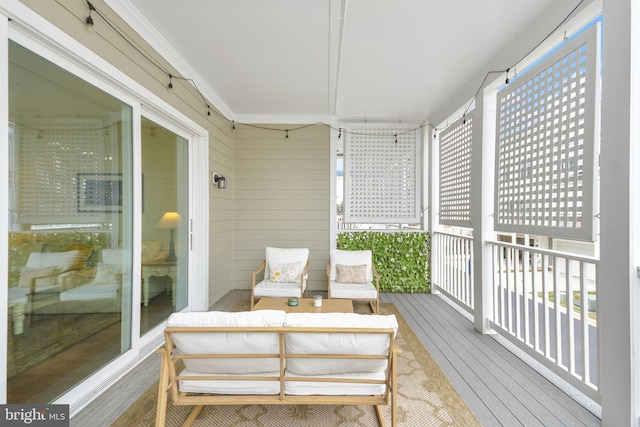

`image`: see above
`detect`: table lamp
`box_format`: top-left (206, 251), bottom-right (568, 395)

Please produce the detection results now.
top-left (158, 211), bottom-right (182, 262)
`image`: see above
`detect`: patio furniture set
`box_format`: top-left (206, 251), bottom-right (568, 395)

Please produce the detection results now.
top-left (156, 247), bottom-right (399, 427)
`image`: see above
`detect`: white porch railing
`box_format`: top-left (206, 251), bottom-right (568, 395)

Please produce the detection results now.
top-left (432, 232), bottom-right (600, 403)
top-left (487, 241), bottom-right (599, 402)
top-left (432, 232), bottom-right (474, 314)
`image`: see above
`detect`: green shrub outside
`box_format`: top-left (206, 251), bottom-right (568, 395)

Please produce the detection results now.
top-left (337, 231), bottom-right (431, 293)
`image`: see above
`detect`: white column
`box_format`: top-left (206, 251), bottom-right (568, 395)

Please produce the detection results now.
top-left (599, 0), bottom-right (639, 425)
top-left (471, 86), bottom-right (498, 334)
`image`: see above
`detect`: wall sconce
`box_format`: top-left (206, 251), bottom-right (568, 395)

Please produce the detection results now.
top-left (213, 173), bottom-right (227, 189)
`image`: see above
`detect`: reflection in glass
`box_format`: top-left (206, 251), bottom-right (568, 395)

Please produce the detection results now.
top-left (6, 42), bottom-right (133, 403)
top-left (140, 118), bottom-right (188, 335)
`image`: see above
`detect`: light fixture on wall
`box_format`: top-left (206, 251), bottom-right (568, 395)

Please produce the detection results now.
top-left (213, 173), bottom-right (227, 189)
top-left (158, 211), bottom-right (182, 262)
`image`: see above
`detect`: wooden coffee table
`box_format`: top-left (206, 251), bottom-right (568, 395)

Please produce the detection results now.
top-left (252, 297), bottom-right (353, 313)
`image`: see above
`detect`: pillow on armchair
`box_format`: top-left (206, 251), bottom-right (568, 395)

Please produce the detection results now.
top-left (17, 266), bottom-right (60, 289)
top-left (268, 262), bottom-right (302, 283)
top-left (141, 241), bottom-right (168, 262)
top-left (25, 250), bottom-right (89, 273)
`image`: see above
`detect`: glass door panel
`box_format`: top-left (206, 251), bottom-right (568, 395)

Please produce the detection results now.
top-left (7, 42), bottom-right (133, 403)
top-left (140, 118), bottom-right (188, 335)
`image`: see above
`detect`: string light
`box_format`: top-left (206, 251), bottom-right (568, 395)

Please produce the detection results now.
top-left (85, 1), bottom-right (95, 28)
top-left (80, 0), bottom-right (583, 141)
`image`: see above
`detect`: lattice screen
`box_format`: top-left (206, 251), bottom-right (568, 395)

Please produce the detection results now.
top-left (439, 114), bottom-right (473, 227)
top-left (344, 126), bottom-right (420, 223)
top-left (17, 119), bottom-right (109, 224)
top-left (495, 24), bottom-right (599, 241)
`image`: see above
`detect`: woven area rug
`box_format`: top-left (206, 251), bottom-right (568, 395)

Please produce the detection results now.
top-left (112, 301), bottom-right (480, 426)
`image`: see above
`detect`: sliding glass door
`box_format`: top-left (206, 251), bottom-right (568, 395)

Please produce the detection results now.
top-left (5, 40), bottom-right (191, 403)
top-left (140, 117), bottom-right (188, 335)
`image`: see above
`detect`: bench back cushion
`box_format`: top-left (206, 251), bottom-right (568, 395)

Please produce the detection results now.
top-left (167, 310), bottom-right (286, 374)
top-left (284, 312), bottom-right (398, 375)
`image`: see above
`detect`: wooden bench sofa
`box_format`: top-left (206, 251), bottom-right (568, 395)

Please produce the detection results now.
top-left (156, 310), bottom-right (401, 427)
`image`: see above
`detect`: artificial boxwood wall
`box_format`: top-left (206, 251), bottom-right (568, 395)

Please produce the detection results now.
top-left (337, 231), bottom-right (431, 293)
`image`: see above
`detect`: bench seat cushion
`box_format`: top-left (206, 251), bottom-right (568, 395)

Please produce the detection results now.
top-left (284, 313), bottom-right (398, 375)
top-left (179, 369), bottom-right (281, 395)
top-left (168, 310), bottom-right (286, 374)
top-left (284, 370), bottom-right (387, 396)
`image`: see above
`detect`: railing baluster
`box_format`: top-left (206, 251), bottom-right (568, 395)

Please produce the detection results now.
top-left (554, 256), bottom-right (563, 366)
top-left (477, 239), bottom-right (599, 401)
top-left (566, 258), bottom-right (576, 375)
top-left (523, 249), bottom-right (531, 346)
top-left (580, 260), bottom-right (589, 383)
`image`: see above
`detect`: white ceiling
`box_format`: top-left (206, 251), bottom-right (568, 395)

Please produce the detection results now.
top-left (113, 0), bottom-right (588, 124)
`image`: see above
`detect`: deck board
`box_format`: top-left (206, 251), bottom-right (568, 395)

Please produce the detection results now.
top-left (382, 292), bottom-right (601, 427)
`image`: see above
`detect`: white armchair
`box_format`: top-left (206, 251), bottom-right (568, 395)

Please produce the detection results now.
top-left (59, 249), bottom-right (123, 313)
top-left (251, 247), bottom-right (310, 309)
top-left (327, 249), bottom-right (380, 314)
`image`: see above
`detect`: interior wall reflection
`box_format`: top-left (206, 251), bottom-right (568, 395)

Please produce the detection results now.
top-left (140, 118), bottom-right (188, 335)
top-left (6, 41), bottom-right (133, 403)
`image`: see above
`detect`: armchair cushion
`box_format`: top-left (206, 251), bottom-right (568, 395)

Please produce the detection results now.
top-left (17, 266), bottom-right (60, 289)
top-left (329, 282), bottom-right (378, 300)
top-left (264, 247), bottom-right (309, 280)
top-left (93, 262), bottom-right (121, 285)
top-left (335, 264), bottom-right (367, 284)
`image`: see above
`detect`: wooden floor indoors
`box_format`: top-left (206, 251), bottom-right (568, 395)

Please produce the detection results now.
top-left (72, 290), bottom-right (601, 427)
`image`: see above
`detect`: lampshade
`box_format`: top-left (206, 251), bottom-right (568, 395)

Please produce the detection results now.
top-left (158, 211), bottom-right (182, 228)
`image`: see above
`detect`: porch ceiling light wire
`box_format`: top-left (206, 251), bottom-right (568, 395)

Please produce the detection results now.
top-left (459, 0), bottom-right (585, 122)
top-left (80, 0), bottom-right (583, 140)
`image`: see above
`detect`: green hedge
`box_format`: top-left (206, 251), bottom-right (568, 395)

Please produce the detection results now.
top-left (337, 231), bottom-right (431, 293)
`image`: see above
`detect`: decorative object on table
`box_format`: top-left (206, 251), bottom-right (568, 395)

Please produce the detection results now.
top-left (313, 295), bottom-right (323, 307)
top-left (157, 212), bottom-right (182, 262)
top-left (287, 298), bottom-right (298, 307)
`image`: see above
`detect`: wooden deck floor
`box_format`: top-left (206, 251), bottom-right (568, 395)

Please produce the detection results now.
top-left (382, 292), bottom-right (601, 427)
top-left (72, 290), bottom-right (601, 426)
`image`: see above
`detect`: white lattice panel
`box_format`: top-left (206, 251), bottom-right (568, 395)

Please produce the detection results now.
top-left (439, 114), bottom-right (473, 226)
top-left (17, 119), bottom-right (108, 223)
top-left (344, 126), bottom-right (420, 223)
top-left (495, 24), bottom-right (599, 241)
